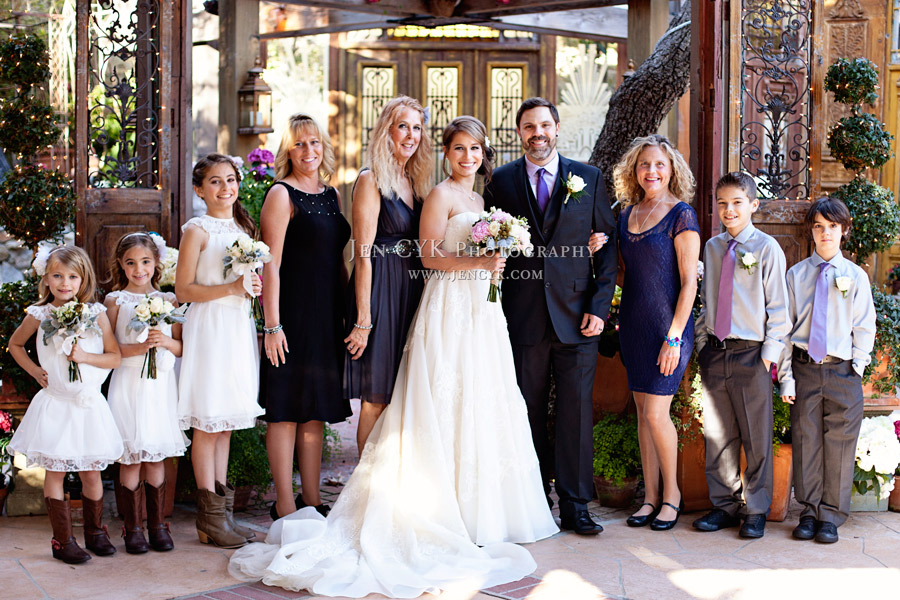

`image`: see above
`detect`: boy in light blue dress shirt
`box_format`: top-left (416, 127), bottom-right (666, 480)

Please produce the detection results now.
top-left (779, 197), bottom-right (876, 544)
top-left (692, 172), bottom-right (791, 539)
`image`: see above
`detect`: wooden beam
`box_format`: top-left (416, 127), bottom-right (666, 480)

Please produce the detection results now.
top-left (277, 0), bottom-right (428, 17)
top-left (459, 0), bottom-right (621, 17)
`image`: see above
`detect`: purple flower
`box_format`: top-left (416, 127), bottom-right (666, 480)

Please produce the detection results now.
top-left (248, 148), bottom-right (275, 166)
top-left (471, 221), bottom-right (490, 244)
top-left (894, 419), bottom-right (900, 440)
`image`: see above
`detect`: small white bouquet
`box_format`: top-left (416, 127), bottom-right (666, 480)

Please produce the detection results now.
top-left (127, 295), bottom-right (186, 379)
top-left (854, 415), bottom-right (900, 500)
top-left (223, 235), bottom-right (271, 320)
top-left (158, 246), bottom-right (179, 292)
top-left (40, 301), bottom-right (102, 382)
top-left (468, 207), bottom-right (533, 302)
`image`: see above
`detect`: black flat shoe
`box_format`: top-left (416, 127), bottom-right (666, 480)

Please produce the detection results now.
top-left (792, 516), bottom-right (817, 540)
top-left (739, 514), bottom-right (766, 538)
top-left (270, 502), bottom-right (282, 520)
top-left (626, 503), bottom-right (659, 528)
top-left (560, 509), bottom-right (604, 535)
top-left (650, 498), bottom-right (683, 531)
top-left (692, 508), bottom-right (741, 532)
top-left (294, 493), bottom-right (307, 510)
top-left (815, 521), bottom-right (838, 544)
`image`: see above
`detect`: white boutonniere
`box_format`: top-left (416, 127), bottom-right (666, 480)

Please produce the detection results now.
top-left (738, 251), bottom-right (758, 274)
top-left (834, 275), bottom-right (852, 298)
top-left (563, 173), bottom-right (587, 205)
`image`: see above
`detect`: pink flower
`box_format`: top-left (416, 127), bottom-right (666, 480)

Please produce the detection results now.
top-left (471, 221), bottom-right (490, 244)
top-left (0, 410), bottom-right (11, 433)
top-left (491, 211), bottom-right (510, 223)
top-left (894, 419), bottom-right (900, 441)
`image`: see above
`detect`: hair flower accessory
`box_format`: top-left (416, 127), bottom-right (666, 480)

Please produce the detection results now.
top-left (31, 244), bottom-right (58, 276)
top-left (423, 106), bottom-right (431, 125)
top-left (484, 136), bottom-right (491, 149)
top-left (148, 232), bottom-right (167, 262)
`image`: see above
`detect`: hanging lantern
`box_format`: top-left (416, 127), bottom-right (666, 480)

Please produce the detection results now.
top-left (237, 57), bottom-right (274, 135)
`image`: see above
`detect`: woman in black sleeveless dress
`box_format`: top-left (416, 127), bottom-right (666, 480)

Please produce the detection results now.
top-left (344, 96), bottom-right (434, 453)
top-left (260, 114), bottom-right (351, 519)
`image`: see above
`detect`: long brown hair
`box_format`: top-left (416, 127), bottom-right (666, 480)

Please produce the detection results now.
top-left (107, 232), bottom-right (162, 292)
top-left (441, 116), bottom-right (495, 183)
top-left (36, 246), bottom-right (98, 306)
top-left (192, 153), bottom-right (259, 238)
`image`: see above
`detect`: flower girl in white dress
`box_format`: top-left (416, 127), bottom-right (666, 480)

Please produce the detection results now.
top-left (104, 231), bottom-right (189, 554)
top-left (229, 117), bottom-right (557, 598)
top-left (7, 246), bottom-right (123, 564)
top-left (176, 154), bottom-right (264, 548)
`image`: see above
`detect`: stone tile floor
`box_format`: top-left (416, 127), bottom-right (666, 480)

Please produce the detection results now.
top-left (4, 404), bottom-right (900, 600)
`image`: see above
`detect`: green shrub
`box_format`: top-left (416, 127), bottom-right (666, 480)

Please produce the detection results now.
top-left (830, 177), bottom-right (900, 265)
top-left (228, 424), bottom-right (273, 491)
top-left (592, 412), bottom-right (641, 485)
top-left (0, 277), bottom-right (40, 398)
top-left (824, 58), bottom-right (879, 106)
top-left (0, 163), bottom-right (75, 250)
top-left (827, 112), bottom-right (894, 173)
top-left (0, 35), bottom-right (49, 88)
top-left (0, 95), bottom-right (60, 158)
top-left (864, 288), bottom-right (900, 397)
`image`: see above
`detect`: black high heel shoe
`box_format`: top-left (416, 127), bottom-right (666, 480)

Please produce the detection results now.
top-left (650, 498), bottom-right (684, 531)
top-left (296, 493), bottom-right (331, 517)
top-left (626, 503), bottom-right (660, 528)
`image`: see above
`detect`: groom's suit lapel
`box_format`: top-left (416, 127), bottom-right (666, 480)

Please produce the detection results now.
top-left (513, 158), bottom-right (547, 245)
top-left (541, 155), bottom-right (571, 242)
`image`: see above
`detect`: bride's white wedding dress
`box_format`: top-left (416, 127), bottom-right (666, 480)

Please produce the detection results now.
top-left (228, 212), bottom-right (558, 598)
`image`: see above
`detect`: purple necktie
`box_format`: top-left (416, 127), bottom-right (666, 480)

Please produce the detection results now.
top-left (536, 168), bottom-right (550, 212)
top-left (808, 262), bottom-right (832, 362)
top-left (714, 239), bottom-right (738, 342)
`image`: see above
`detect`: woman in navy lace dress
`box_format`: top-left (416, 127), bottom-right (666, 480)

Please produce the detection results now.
top-left (613, 134), bottom-right (700, 531)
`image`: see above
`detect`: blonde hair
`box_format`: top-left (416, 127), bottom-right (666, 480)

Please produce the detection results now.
top-left (36, 246), bottom-right (98, 306)
top-left (273, 114), bottom-right (335, 183)
top-left (613, 134), bottom-right (695, 206)
top-left (365, 96), bottom-right (434, 201)
top-left (107, 232), bottom-right (162, 292)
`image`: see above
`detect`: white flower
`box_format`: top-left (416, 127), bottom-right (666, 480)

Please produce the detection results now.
top-left (855, 416), bottom-right (900, 499)
top-left (134, 304), bottom-right (152, 321)
top-left (488, 221), bottom-right (501, 237)
top-left (32, 244), bottom-right (57, 276)
top-left (564, 173), bottom-right (587, 205)
top-left (741, 252), bottom-right (757, 267)
top-left (148, 232), bottom-right (167, 262)
top-left (162, 300), bottom-right (175, 313)
top-left (697, 260), bottom-right (705, 279)
top-left (149, 296), bottom-right (165, 313)
top-left (237, 235), bottom-right (254, 253)
top-left (484, 136), bottom-right (491, 149)
top-left (256, 241), bottom-right (270, 254)
top-left (835, 275), bottom-right (852, 298)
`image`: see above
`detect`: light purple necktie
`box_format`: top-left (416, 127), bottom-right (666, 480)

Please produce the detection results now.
top-left (714, 239), bottom-right (738, 342)
top-left (536, 168), bottom-right (550, 213)
top-left (808, 262), bottom-right (832, 362)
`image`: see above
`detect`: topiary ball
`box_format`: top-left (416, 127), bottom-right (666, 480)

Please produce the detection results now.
top-left (827, 112), bottom-right (894, 172)
top-left (0, 163), bottom-right (75, 251)
top-left (0, 35), bottom-right (50, 88)
top-left (0, 95), bottom-right (60, 157)
top-left (824, 58), bottom-right (879, 106)
top-left (831, 177), bottom-right (900, 265)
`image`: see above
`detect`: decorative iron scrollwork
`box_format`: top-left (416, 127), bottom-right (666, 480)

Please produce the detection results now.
top-left (739, 0), bottom-right (811, 200)
top-left (489, 67), bottom-right (524, 169)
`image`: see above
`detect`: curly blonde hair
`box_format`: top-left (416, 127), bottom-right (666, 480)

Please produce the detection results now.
top-left (613, 134), bottom-right (695, 206)
top-left (365, 96), bottom-right (434, 201)
top-left (273, 113), bottom-right (335, 184)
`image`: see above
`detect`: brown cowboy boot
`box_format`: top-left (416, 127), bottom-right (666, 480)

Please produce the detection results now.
top-left (216, 481), bottom-right (256, 541)
top-left (82, 495), bottom-right (116, 555)
top-left (144, 481), bottom-right (174, 551)
top-left (45, 497), bottom-right (91, 564)
top-left (119, 484), bottom-right (150, 554)
top-left (196, 488), bottom-right (247, 548)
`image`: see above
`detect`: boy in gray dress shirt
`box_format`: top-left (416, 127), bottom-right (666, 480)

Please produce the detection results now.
top-left (692, 172), bottom-right (790, 539)
top-left (779, 197), bottom-right (876, 544)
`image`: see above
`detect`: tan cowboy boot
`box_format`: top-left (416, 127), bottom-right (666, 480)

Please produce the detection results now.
top-left (119, 484), bottom-right (150, 554)
top-left (82, 495), bottom-right (116, 555)
top-left (196, 488), bottom-right (247, 548)
top-left (144, 481), bottom-right (174, 551)
top-left (45, 497), bottom-right (91, 564)
top-left (216, 480), bottom-right (256, 541)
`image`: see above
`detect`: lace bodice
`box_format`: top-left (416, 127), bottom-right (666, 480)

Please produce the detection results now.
top-left (442, 212), bottom-right (478, 256)
top-left (181, 215), bottom-right (248, 287)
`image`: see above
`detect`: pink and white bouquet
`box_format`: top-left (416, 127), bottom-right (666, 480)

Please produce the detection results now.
top-left (468, 207), bottom-right (533, 302)
top-left (40, 301), bottom-right (102, 382)
top-left (223, 234), bottom-right (271, 320)
top-left (127, 296), bottom-right (186, 379)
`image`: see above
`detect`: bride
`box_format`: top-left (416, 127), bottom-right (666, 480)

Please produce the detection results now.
top-left (228, 116), bottom-right (558, 598)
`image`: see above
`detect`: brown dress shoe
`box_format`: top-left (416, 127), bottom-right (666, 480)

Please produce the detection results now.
top-left (45, 497), bottom-right (91, 564)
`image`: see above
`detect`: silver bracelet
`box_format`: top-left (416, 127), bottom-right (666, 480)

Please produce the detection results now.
top-left (263, 324), bottom-right (283, 335)
top-left (353, 323), bottom-right (374, 330)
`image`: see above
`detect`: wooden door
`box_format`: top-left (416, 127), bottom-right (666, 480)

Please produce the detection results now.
top-left (75, 1), bottom-right (191, 279)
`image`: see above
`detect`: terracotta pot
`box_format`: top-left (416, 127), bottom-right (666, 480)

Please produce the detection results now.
top-left (0, 376), bottom-right (31, 413)
top-left (593, 475), bottom-right (639, 508)
top-left (889, 475), bottom-right (900, 512)
top-left (592, 352), bottom-right (632, 423)
top-left (232, 485), bottom-right (253, 512)
top-left (675, 406), bottom-right (712, 512)
top-left (862, 350), bottom-right (898, 403)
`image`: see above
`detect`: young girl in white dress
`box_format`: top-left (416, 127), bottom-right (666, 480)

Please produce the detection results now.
top-left (105, 231), bottom-right (189, 554)
top-left (176, 153), bottom-right (264, 548)
top-left (6, 246), bottom-right (123, 564)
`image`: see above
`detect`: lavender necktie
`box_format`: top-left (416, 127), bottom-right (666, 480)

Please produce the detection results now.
top-left (808, 262), bottom-right (832, 362)
top-left (536, 168), bottom-right (550, 212)
top-left (714, 239), bottom-right (738, 342)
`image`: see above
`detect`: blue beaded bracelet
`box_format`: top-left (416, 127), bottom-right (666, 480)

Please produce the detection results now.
top-left (666, 336), bottom-right (682, 347)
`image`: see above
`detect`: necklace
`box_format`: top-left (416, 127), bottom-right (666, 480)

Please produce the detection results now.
top-left (635, 196), bottom-right (663, 233)
top-left (448, 177), bottom-right (478, 204)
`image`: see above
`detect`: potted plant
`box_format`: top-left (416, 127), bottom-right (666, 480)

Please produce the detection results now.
top-left (863, 288), bottom-right (900, 400)
top-left (592, 412), bottom-right (641, 508)
top-left (0, 278), bottom-right (40, 411)
top-left (235, 148), bottom-right (276, 226)
top-left (887, 264), bottom-right (900, 296)
top-left (889, 419), bottom-right (900, 512)
top-left (0, 409), bottom-right (16, 514)
top-left (226, 424), bottom-right (272, 511)
top-left (593, 285), bottom-right (631, 418)
top-left (851, 415), bottom-right (900, 511)
top-left (767, 377), bottom-right (793, 522)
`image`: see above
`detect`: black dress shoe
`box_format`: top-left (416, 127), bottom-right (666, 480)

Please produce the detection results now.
top-left (792, 516), bottom-right (817, 540)
top-left (650, 498), bottom-right (684, 531)
top-left (272, 500), bottom-right (330, 519)
top-left (739, 514), bottom-right (766, 538)
top-left (815, 521), bottom-right (838, 544)
top-left (294, 493), bottom-right (307, 510)
top-left (626, 503), bottom-right (659, 528)
top-left (692, 508), bottom-right (741, 532)
top-left (560, 510), bottom-right (604, 535)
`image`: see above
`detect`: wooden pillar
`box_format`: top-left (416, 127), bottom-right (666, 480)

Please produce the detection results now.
top-left (218, 0), bottom-right (261, 159)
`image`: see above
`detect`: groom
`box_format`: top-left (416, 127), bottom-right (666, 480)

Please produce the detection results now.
top-left (484, 98), bottom-right (617, 535)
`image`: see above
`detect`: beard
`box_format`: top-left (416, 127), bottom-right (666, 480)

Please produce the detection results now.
top-left (522, 134), bottom-right (556, 161)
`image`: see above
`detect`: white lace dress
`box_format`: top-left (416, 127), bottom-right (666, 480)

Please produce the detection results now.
top-left (7, 303), bottom-right (124, 471)
top-left (177, 215), bottom-right (263, 432)
top-left (228, 212), bottom-right (557, 598)
top-left (106, 290), bottom-right (189, 464)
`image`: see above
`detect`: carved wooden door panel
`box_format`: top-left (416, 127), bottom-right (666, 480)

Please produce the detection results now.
top-left (75, 1), bottom-right (190, 278)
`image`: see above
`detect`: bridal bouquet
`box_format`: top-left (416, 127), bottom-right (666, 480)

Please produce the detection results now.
top-left (40, 301), bottom-right (101, 382)
top-left (223, 235), bottom-right (271, 320)
top-left (468, 207), bottom-right (533, 302)
top-left (127, 296), bottom-right (186, 379)
top-left (854, 415), bottom-right (900, 500)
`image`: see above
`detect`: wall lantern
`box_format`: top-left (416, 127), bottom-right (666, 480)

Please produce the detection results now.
top-left (237, 57), bottom-right (274, 135)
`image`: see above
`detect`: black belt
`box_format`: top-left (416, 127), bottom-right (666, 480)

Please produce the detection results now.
top-left (706, 337), bottom-right (762, 351)
top-left (793, 348), bottom-right (845, 365)
top-left (373, 239), bottom-right (416, 256)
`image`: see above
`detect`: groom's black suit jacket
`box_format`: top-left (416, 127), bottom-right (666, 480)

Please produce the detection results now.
top-left (484, 155), bottom-right (617, 345)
